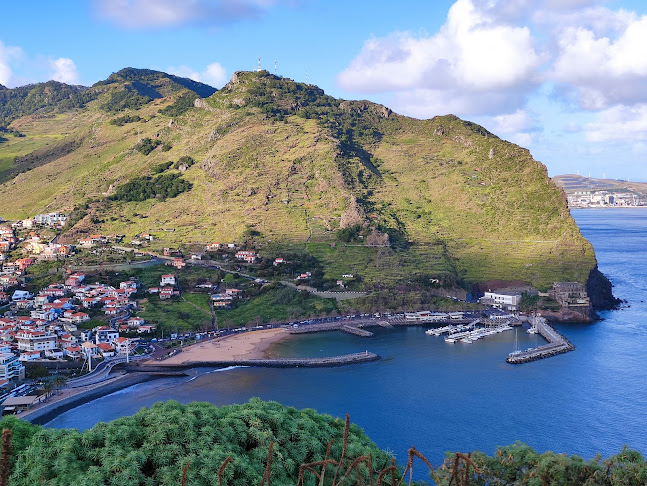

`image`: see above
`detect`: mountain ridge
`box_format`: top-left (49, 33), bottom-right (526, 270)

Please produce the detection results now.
top-left (0, 68), bottom-right (611, 302)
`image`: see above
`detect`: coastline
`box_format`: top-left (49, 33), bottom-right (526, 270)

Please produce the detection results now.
top-left (20, 374), bottom-right (158, 425)
top-left (153, 328), bottom-right (291, 365)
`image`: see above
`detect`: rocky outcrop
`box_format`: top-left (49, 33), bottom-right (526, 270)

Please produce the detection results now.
top-left (539, 307), bottom-right (594, 323)
top-left (587, 266), bottom-right (621, 310)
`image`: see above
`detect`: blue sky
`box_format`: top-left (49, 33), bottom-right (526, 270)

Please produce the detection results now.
top-left (1, 0), bottom-right (647, 180)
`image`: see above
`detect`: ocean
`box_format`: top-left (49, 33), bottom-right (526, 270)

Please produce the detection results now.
top-left (45, 209), bottom-right (647, 471)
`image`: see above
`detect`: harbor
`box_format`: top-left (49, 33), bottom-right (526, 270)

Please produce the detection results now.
top-left (431, 320), bottom-right (515, 344)
top-left (506, 315), bottom-right (575, 363)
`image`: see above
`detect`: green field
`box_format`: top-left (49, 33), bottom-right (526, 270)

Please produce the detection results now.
top-left (215, 285), bottom-right (338, 327)
top-left (138, 296), bottom-right (212, 333)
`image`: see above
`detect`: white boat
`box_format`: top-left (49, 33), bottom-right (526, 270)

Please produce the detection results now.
top-left (444, 336), bottom-right (456, 343)
top-left (461, 338), bottom-right (473, 344)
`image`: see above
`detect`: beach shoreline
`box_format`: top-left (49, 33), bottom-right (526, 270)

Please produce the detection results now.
top-left (153, 328), bottom-right (291, 365)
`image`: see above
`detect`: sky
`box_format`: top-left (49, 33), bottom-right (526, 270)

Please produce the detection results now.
top-left (1, 0), bottom-right (647, 180)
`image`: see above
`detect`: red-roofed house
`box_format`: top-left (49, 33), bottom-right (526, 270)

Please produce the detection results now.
top-left (97, 342), bottom-right (115, 358)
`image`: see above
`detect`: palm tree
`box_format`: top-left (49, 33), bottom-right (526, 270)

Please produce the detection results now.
top-left (52, 376), bottom-right (67, 394)
top-left (41, 381), bottom-right (55, 400)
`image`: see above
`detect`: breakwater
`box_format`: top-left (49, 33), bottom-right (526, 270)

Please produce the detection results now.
top-left (506, 316), bottom-right (575, 364)
top-left (341, 325), bottom-right (374, 337)
top-left (126, 352), bottom-right (380, 372)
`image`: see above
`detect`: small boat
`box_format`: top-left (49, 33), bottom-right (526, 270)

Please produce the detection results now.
top-left (461, 338), bottom-right (472, 344)
top-left (444, 336), bottom-right (456, 343)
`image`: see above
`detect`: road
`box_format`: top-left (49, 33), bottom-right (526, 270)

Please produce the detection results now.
top-left (66, 354), bottom-right (148, 388)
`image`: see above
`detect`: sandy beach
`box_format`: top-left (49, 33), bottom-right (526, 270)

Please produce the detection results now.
top-left (157, 328), bottom-right (290, 364)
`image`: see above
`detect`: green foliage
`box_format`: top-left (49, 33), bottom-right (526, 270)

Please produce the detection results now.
top-left (520, 292), bottom-right (540, 311)
top-left (433, 442), bottom-right (647, 486)
top-left (336, 224), bottom-right (362, 243)
top-left (0, 126), bottom-right (24, 138)
top-left (139, 296), bottom-right (211, 332)
top-left (0, 416), bottom-right (40, 461)
top-left (161, 142), bottom-right (172, 152)
top-left (173, 155), bottom-right (195, 169)
top-left (151, 161), bottom-right (173, 174)
top-left (110, 172), bottom-right (192, 202)
top-left (0, 81), bottom-right (90, 126)
top-left (215, 284), bottom-right (338, 326)
top-left (3, 401), bottom-right (647, 486)
top-left (101, 87), bottom-right (151, 112)
top-left (109, 114), bottom-right (142, 126)
top-left (26, 364), bottom-right (49, 379)
top-left (96, 68), bottom-right (217, 98)
top-left (133, 137), bottom-right (161, 155)
top-left (159, 91), bottom-right (198, 117)
top-left (5, 399), bottom-right (394, 486)
top-left (76, 318), bottom-right (108, 330)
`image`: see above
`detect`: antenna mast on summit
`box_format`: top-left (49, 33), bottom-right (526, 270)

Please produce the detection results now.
top-left (274, 60), bottom-right (277, 75)
top-left (257, 56), bottom-right (262, 72)
top-left (305, 70), bottom-right (308, 84)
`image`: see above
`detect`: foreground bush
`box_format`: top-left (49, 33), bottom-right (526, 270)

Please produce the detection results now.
top-left (0, 399), bottom-right (645, 485)
top-left (0, 399), bottom-right (393, 485)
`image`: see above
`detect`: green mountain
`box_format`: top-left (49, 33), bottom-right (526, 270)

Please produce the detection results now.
top-left (0, 69), bottom-right (614, 305)
top-left (0, 67), bottom-right (217, 127)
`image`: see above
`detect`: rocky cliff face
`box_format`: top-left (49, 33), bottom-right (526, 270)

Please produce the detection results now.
top-left (587, 266), bottom-right (622, 311)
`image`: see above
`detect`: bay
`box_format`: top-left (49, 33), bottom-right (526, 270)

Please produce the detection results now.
top-left (46, 209), bottom-right (647, 471)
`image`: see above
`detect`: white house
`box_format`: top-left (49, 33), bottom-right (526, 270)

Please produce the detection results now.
top-left (11, 290), bottom-right (32, 301)
top-left (97, 343), bottom-right (115, 358)
top-left (16, 330), bottom-right (56, 352)
top-left (19, 351), bottom-right (42, 362)
top-left (160, 274), bottom-right (176, 286)
top-left (81, 341), bottom-right (100, 357)
top-left (114, 337), bottom-right (135, 354)
top-left (95, 328), bottom-right (119, 345)
top-left (44, 348), bottom-right (64, 359)
top-left (480, 290), bottom-right (522, 311)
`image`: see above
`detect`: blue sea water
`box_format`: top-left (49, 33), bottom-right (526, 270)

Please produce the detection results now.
top-left (46, 209), bottom-right (647, 470)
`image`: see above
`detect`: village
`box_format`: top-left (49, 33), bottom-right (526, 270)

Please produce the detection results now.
top-left (0, 211), bottom-right (596, 403)
top-left (0, 211), bottom-right (339, 396)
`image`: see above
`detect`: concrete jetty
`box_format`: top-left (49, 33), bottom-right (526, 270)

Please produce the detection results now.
top-left (127, 352), bottom-right (381, 371)
top-left (341, 325), bottom-right (374, 337)
top-left (506, 316), bottom-right (575, 364)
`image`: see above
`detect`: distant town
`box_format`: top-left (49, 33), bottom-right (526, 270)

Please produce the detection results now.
top-left (553, 174), bottom-right (647, 208)
top-left (566, 190), bottom-right (646, 208)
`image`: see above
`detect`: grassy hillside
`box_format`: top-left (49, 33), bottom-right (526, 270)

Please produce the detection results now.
top-left (0, 69), bottom-right (599, 292)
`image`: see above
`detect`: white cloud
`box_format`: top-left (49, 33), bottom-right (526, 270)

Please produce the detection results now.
top-left (489, 109), bottom-right (539, 146)
top-left (552, 15), bottom-right (647, 109)
top-left (0, 40), bottom-right (23, 87)
top-left (492, 109), bottom-right (535, 133)
top-left (49, 57), bottom-right (80, 85)
top-left (337, 0), bottom-right (543, 118)
top-left (167, 62), bottom-right (227, 87)
top-left (94, 0), bottom-right (286, 29)
top-left (585, 104), bottom-right (647, 142)
top-left (202, 62), bottom-right (227, 86)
